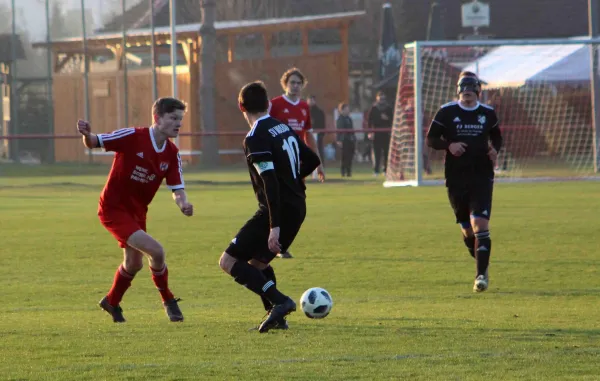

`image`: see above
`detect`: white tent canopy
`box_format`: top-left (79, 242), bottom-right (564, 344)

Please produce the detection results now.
top-left (463, 40), bottom-right (599, 88)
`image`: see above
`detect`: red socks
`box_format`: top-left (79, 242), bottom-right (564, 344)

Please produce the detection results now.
top-left (151, 265), bottom-right (174, 302)
top-left (106, 264), bottom-right (175, 306)
top-left (106, 265), bottom-right (134, 306)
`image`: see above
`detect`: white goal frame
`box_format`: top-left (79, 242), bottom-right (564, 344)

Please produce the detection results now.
top-left (383, 37), bottom-right (600, 187)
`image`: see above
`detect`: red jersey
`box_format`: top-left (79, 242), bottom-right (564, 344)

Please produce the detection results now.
top-left (97, 127), bottom-right (184, 218)
top-left (269, 95), bottom-right (312, 142)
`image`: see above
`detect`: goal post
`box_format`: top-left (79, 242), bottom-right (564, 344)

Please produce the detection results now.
top-left (384, 37), bottom-right (600, 187)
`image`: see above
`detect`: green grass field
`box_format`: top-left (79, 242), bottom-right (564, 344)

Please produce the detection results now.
top-left (1, 164), bottom-right (600, 380)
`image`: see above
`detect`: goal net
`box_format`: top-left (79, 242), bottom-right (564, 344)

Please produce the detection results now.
top-left (384, 38), bottom-right (600, 187)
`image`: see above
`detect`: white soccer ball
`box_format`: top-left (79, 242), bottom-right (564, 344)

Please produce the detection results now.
top-left (300, 287), bottom-right (333, 319)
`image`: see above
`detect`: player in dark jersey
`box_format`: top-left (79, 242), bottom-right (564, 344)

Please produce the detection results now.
top-left (426, 71), bottom-right (503, 293)
top-left (218, 81), bottom-right (321, 333)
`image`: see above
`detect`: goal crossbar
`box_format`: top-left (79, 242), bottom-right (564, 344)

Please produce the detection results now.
top-left (405, 37), bottom-right (600, 48)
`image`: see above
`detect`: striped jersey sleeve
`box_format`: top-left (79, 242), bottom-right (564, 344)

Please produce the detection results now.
top-left (97, 128), bottom-right (136, 152)
top-left (166, 151), bottom-right (185, 190)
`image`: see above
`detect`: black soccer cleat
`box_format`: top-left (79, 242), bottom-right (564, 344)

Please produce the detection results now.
top-left (258, 298), bottom-right (296, 333)
top-left (249, 312), bottom-right (289, 332)
top-left (163, 298), bottom-right (184, 322)
top-left (277, 251), bottom-right (294, 259)
top-left (99, 296), bottom-right (126, 323)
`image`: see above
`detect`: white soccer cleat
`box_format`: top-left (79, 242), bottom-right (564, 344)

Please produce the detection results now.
top-left (473, 274), bottom-right (488, 292)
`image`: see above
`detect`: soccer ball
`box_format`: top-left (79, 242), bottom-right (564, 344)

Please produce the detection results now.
top-left (300, 287), bottom-right (333, 319)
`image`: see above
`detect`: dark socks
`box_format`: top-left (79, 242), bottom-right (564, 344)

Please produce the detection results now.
top-left (463, 235), bottom-right (475, 258)
top-left (230, 261), bottom-right (287, 305)
top-left (260, 266), bottom-right (277, 311)
top-left (474, 230), bottom-right (491, 277)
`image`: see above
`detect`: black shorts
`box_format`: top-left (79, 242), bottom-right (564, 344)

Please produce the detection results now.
top-left (447, 178), bottom-right (494, 226)
top-left (225, 203), bottom-right (306, 264)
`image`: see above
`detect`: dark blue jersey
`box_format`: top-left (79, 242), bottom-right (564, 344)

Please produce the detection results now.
top-left (427, 101), bottom-right (503, 183)
top-left (243, 115), bottom-right (320, 210)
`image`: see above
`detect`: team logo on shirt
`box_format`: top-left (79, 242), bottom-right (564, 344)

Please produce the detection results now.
top-left (283, 109), bottom-right (289, 113)
top-left (478, 115), bottom-right (486, 124)
top-left (160, 162), bottom-right (169, 171)
top-left (287, 118), bottom-right (304, 131)
top-left (301, 109), bottom-right (307, 116)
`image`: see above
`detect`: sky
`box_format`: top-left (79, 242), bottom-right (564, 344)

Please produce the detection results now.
top-left (1, 0), bottom-right (137, 41)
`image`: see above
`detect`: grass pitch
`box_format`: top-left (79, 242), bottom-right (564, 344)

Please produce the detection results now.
top-left (1, 164), bottom-right (599, 380)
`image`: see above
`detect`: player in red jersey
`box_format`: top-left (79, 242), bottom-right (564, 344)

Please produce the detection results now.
top-left (270, 68), bottom-right (325, 181)
top-left (269, 68), bottom-right (325, 259)
top-left (76, 97), bottom-right (194, 323)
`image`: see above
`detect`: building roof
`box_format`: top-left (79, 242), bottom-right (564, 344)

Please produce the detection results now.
top-left (32, 11), bottom-right (365, 52)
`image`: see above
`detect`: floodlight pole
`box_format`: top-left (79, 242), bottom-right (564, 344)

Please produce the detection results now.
top-left (199, 0), bottom-right (218, 167)
top-left (46, 0), bottom-right (55, 163)
top-left (170, 0), bottom-right (177, 97)
top-left (81, 0), bottom-right (92, 162)
top-left (10, 0), bottom-right (19, 162)
top-left (589, 0), bottom-right (600, 172)
top-left (121, 0), bottom-right (129, 128)
top-left (170, 0), bottom-right (179, 146)
top-left (150, 0), bottom-right (158, 100)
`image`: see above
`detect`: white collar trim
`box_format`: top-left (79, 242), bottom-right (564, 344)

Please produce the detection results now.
top-left (458, 101), bottom-right (480, 111)
top-left (149, 127), bottom-right (167, 153)
top-left (252, 114), bottom-right (271, 130)
top-left (282, 94), bottom-right (300, 106)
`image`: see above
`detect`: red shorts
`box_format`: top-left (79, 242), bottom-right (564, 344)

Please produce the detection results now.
top-left (98, 208), bottom-right (146, 248)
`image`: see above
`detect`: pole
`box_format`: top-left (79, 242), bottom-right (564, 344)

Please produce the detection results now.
top-left (45, 0), bottom-right (55, 163)
top-left (589, 0), bottom-right (600, 172)
top-left (170, 0), bottom-right (177, 99)
top-left (10, 0), bottom-right (19, 162)
top-left (200, 0), bottom-right (218, 166)
top-left (122, 0), bottom-right (129, 128)
top-left (170, 0), bottom-right (178, 146)
top-left (150, 0), bottom-right (158, 101)
top-left (81, 0), bottom-right (92, 163)
top-left (413, 41), bottom-right (423, 186)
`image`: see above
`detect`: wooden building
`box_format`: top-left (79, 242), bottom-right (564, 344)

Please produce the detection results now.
top-left (33, 11), bottom-right (364, 164)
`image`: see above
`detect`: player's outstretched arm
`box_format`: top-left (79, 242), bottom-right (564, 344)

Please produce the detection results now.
top-left (298, 139), bottom-right (321, 179)
top-left (76, 119), bottom-right (100, 149)
top-left (304, 132), bottom-right (325, 181)
top-left (172, 189), bottom-right (193, 216)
